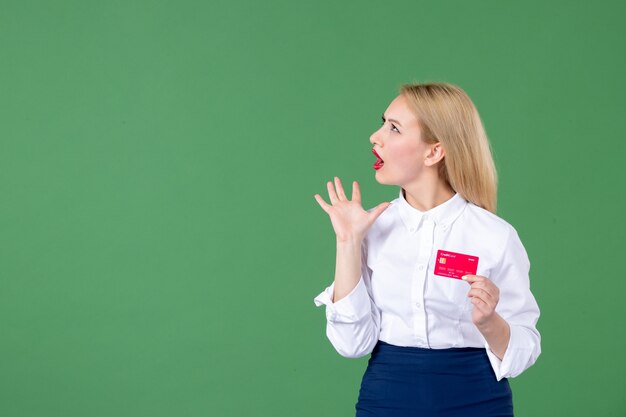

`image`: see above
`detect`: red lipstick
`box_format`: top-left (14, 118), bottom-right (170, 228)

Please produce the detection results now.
top-left (372, 148), bottom-right (384, 170)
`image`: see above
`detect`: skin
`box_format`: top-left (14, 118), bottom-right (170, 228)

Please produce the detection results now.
top-left (314, 94), bottom-right (510, 361)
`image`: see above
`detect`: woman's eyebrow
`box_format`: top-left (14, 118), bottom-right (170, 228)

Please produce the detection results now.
top-left (382, 113), bottom-right (402, 127)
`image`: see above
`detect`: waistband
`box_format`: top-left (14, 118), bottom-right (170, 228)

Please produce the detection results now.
top-left (371, 340), bottom-right (491, 373)
top-left (376, 340), bottom-right (486, 354)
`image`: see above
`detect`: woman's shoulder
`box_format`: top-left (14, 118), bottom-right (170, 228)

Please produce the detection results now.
top-left (459, 201), bottom-right (530, 273)
top-left (462, 200), bottom-right (522, 242)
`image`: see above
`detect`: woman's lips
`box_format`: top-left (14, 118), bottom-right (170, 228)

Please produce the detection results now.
top-left (372, 148), bottom-right (384, 170)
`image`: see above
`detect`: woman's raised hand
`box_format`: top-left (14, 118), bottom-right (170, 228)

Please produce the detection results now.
top-left (314, 177), bottom-right (391, 242)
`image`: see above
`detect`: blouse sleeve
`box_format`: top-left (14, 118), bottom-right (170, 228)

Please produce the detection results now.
top-left (313, 239), bottom-right (381, 358)
top-left (484, 226), bottom-right (542, 381)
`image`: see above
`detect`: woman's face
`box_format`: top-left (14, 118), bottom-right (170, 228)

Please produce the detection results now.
top-left (369, 95), bottom-right (436, 187)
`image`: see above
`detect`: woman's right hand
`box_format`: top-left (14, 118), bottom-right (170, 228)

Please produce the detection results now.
top-left (314, 176), bottom-right (391, 242)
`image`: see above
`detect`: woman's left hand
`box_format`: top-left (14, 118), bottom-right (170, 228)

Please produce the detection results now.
top-left (462, 275), bottom-right (500, 328)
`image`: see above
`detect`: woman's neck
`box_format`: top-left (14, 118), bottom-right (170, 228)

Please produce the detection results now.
top-left (402, 182), bottom-right (455, 212)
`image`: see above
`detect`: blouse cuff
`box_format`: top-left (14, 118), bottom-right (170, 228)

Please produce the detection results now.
top-left (484, 324), bottom-right (531, 381)
top-left (313, 277), bottom-right (371, 323)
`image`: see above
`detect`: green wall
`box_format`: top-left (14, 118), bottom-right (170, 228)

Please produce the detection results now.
top-left (1, 0), bottom-right (624, 416)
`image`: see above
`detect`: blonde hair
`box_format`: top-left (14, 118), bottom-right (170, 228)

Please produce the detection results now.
top-left (399, 82), bottom-right (498, 213)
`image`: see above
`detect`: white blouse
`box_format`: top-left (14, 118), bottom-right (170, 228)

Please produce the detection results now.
top-left (314, 189), bottom-right (541, 381)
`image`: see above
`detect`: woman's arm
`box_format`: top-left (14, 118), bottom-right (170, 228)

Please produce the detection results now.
top-left (465, 226), bottom-right (541, 381)
top-left (315, 238), bottom-right (381, 358)
top-left (313, 176), bottom-right (389, 302)
top-left (333, 237), bottom-right (364, 302)
top-left (462, 274), bottom-right (512, 360)
top-left (313, 177), bottom-right (390, 357)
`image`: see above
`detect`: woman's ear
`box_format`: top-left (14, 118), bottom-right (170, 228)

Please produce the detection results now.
top-left (424, 142), bottom-right (445, 167)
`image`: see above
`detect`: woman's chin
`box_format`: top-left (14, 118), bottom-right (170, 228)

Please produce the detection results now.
top-left (374, 171), bottom-right (392, 185)
top-left (374, 171), bottom-right (403, 188)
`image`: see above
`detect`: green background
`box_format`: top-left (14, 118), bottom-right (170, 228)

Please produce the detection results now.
top-left (1, 0), bottom-right (624, 416)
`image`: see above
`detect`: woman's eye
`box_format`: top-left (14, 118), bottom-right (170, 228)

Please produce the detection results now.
top-left (381, 119), bottom-right (400, 133)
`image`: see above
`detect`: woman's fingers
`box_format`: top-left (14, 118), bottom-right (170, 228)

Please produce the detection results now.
top-left (463, 275), bottom-right (500, 324)
top-left (326, 181), bottom-right (339, 204)
top-left (314, 194), bottom-right (331, 213)
top-left (370, 201), bottom-right (391, 220)
top-left (461, 275), bottom-right (485, 283)
top-left (314, 179), bottom-right (388, 241)
top-left (319, 178), bottom-right (370, 209)
top-left (352, 181), bottom-right (361, 203)
top-left (463, 275), bottom-right (499, 302)
top-left (467, 287), bottom-right (495, 303)
top-left (463, 275), bottom-right (501, 327)
top-left (334, 177), bottom-right (348, 201)
top-left (470, 297), bottom-right (490, 314)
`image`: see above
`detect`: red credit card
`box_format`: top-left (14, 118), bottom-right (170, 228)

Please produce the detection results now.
top-left (433, 249), bottom-right (479, 279)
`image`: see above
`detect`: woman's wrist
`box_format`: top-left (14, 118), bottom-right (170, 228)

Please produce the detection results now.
top-left (336, 234), bottom-right (364, 245)
top-left (476, 313), bottom-right (511, 360)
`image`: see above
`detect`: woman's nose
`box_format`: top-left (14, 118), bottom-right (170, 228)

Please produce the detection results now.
top-left (370, 129), bottom-right (382, 147)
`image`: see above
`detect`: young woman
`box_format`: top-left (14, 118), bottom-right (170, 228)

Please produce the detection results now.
top-left (313, 82), bottom-right (541, 417)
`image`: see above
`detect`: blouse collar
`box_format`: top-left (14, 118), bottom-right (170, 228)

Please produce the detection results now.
top-left (396, 188), bottom-right (467, 232)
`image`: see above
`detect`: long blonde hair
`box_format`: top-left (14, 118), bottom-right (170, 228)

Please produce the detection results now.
top-left (399, 82), bottom-right (498, 213)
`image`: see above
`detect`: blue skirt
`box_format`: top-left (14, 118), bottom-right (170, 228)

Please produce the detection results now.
top-left (355, 340), bottom-right (514, 417)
